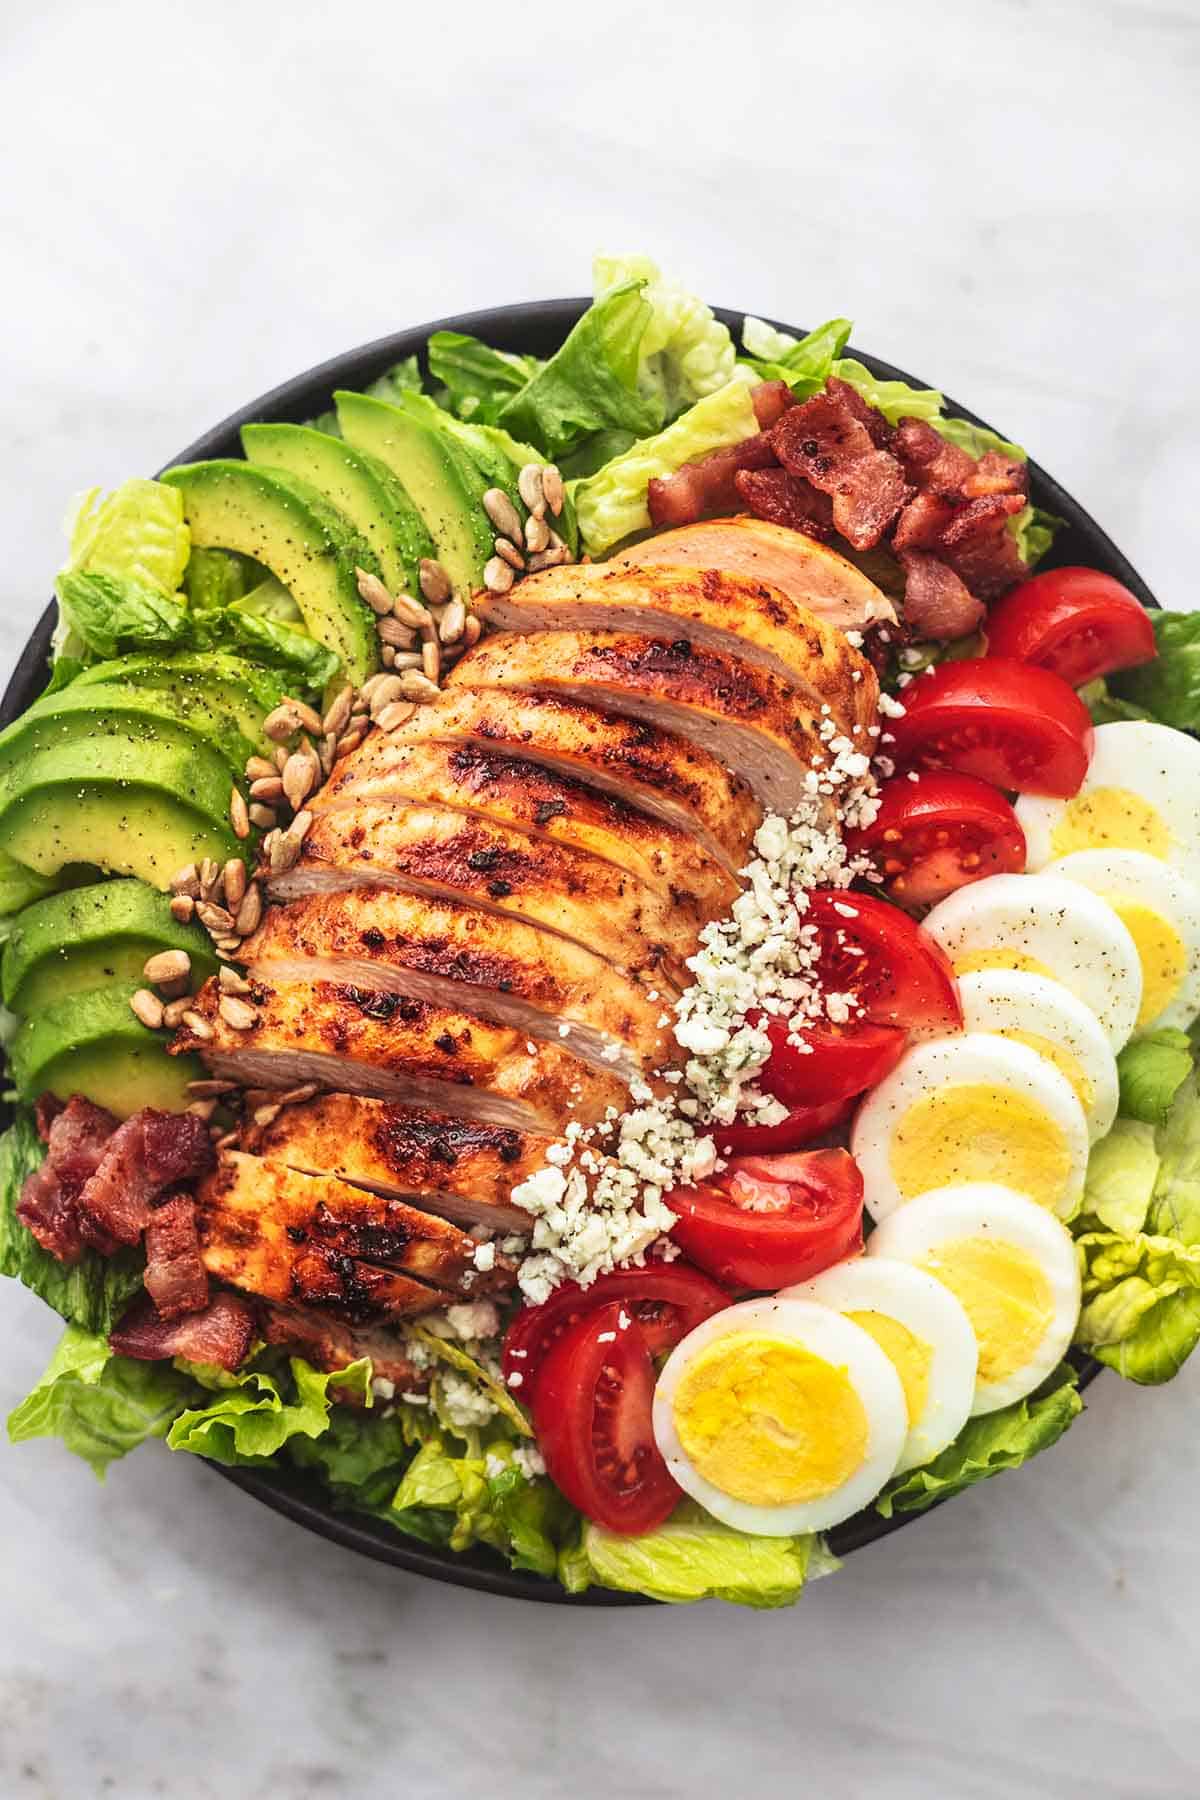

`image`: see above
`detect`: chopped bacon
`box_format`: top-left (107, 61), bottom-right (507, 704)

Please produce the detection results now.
top-left (35, 1095), bottom-right (64, 1138)
top-left (750, 380), bottom-right (794, 430)
top-left (938, 492), bottom-right (1029, 600)
top-left (733, 467), bottom-right (835, 540)
top-left (893, 489), bottom-right (957, 551)
top-left (109, 1291), bottom-right (255, 1371)
top-left (18, 1097), bottom-right (121, 1262)
top-left (144, 1194), bottom-right (209, 1321)
top-left (892, 418), bottom-right (977, 499)
top-left (962, 451), bottom-right (1029, 501)
top-left (899, 550), bottom-right (986, 641)
top-left (76, 1111), bottom-right (215, 1251)
top-left (647, 433), bottom-right (777, 529)
top-left (260, 1302), bottom-right (428, 1394)
top-left (830, 449), bottom-right (912, 551)
top-left (772, 392), bottom-right (875, 489)
top-left (16, 1163), bottom-right (86, 1264)
top-left (825, 376), bottom-right (894, 448)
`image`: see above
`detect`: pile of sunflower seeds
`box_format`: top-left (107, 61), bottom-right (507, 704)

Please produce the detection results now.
top-left (481, 464), bottom-right (571, 594)
top-left (355, 562), bottom-right (480, 691)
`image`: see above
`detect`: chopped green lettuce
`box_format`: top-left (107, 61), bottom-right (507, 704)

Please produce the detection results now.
top-left (1076, 1232), bottom-right (1200, 1383)
top-left (1146, 1072), bottom-right (1200, 1243)
top-left (166, 1356), bottom-right (372, 1465)
top-left (1083, 1118), bottom-right (1161, 1237)
top-left (832, 358), bottom-right (944, 426)
top-left (1079, 679), bottom-right (1151, 727)
top-left (65, 480), bottom-right (191, 597)
top-left (740, 316), bottom-right (852, 396)
top-left (8, 1326), bottom-right (194, 1477)
top-left (573, 373), bottom-right (759, 555)
top-left (1009, 505), bottom-right (1062, 569)
top-left (428, 333), bottom-right (541, 424)
top-left (182, 546), bottom-right (255, 612)
top-left (933, 416), bottom-right (1025, 461)
top-left (56, 571), bottom-right (192, 661)
top-left (567, 1499), bottom-right (822, 1608)
top-left (877, 1365), bottom-right (1082, 1517)
top-left (287, 1403), bottom-right (428, 1515)
top-left (1117, 1028), bottom-right (1194, 1126)
top-left (496, 280), bottom-right (659, 463)
top-left (366, 354), bottom-right (424, 405)
top-left (594, 254), bottom-right (736, 420)
top-left (390, 1431), bottom-right (569, 1569)
top-left (1113, 611), bottom-right (1200, 731)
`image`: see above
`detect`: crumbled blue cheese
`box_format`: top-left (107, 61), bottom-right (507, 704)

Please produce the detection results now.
top-left (437, 1370), bottom-right (498, 1431)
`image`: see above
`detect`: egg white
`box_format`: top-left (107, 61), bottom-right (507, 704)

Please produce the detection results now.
top-left (852, 1032), bottom-right (1090, 1224)
top-left (922, 871), bottom-right (1142, 1048)
top-left (652, 1296), bottom-right (909, 1534)
top-left (867, 1183), bottom-right (1081, 1413)
top-left (1051, 849), bottom-right (1200, 1032)
top-left (1017, 720), bottom-right (1200, 880)
top-left (956, 967), bottom-right (1118, 1142)
top-left (782, 1257), bottom-right (978, 1474)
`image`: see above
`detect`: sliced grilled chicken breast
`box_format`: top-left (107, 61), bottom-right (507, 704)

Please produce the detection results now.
top-left (173, 978), bottom-right (627, 1131)
top-left (241, 890), bottom-right (673, 1081)
top-left (473, 562), bottom-right (880, 724)
top-left (245, 1094), bottom-right (550, 1233)
top-left (260, 1303), bottom-right (428, 1391)
top-left (610, 516), bottom-right (895, 632)
top-left (448, 631), bottom-right (852, 815)
top-left (374, 688), bottom-right (758, 872)
top-left (280, 798), bottom-right (714, 987)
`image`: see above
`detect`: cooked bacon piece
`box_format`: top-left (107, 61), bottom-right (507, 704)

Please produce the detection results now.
top-left (750, 380), bottom-right (794, 429)
top-left (16, 1163), bottom-right (87, 1264)
top-left (647, 433), bottom-right (776, 528)
top-left (830, 449), bottom-right (911, 551)
top-left (259, 1303), bottom-right (428, 1393)
top-left (18, 1096), bottom-right (121, 1262)
top-left (898, 550), bottom-right (986, 641)
top-left (109, 1291), bottom-right (255, 1371)
top-left (76, 1111), bottom-right (215, 1251)
top-left (825, 376), bottom-right (894, 448)
top-left (938, 493), bottom-right (1028, 600)
top-left (893, 490), bottom-right (957, 551)
top-left (962, 451), bottom-right (1029, 501)
top-left (772, 392), bottom-right (875, 487)
top-left (892, 418), bottom-right (977, 500)
top-left (734, 467), bottom-right (834, 541)
top-left (144, 1194), bottom-right (209, 1321)
top-left (35, 1095), bottom-right (64, 1137)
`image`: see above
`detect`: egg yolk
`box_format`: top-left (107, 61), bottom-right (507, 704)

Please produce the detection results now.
top-left (953, 948), bottom-right (1056, 981)
top-left (997, 1029), bottom-right (1093, 1113)
top-left (920, 1236), bottom-right (1052, 1385)
top-left (1049, 787), bottom-right (1170, 861)
top-left (845, 1310), bottom-right (931, 1429)
top-left (671, 1333), bottom-right (868, 1505)
top-left (889, 1081), bottom-right (1070, 1210)
top-left (1106, 899), bottom-right (1185, 1028)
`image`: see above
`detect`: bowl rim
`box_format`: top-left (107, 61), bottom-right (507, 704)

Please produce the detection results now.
top-left (2, 298), bottom-right (1128, 1606)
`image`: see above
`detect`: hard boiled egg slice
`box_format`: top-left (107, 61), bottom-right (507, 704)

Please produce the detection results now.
top-left (1052, 849), bottom-right (1200, 1032)
top-left (922, 871), bottom-right (1142, 1048)
top-left (782, 1257), bottom-right (977, 1474)
top-left (852, 1032), bottom-right (1089, 1223)
top-left (1017, 720), bottom-right (1200, 879)
top-left (956, 967), bottom-right (1118, 1142)
top-left (653, 1296), bottom-right (908, 1534)
top-left (867, 1183), bottom-right (1081, 1413)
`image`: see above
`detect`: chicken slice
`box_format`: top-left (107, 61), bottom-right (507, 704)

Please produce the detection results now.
top-left (609, 516), bottom-right (896, 633)
top-left (240, 889), bottom-right (674, 1082)
top-left (173, 977), bottom-right (627, 1131)
top-left (447, 632), bottom-right (853, 816)
top-left (245, 1094), bottom-right (551, 1234)
top-left (473, 562), bottom-right (879, 728)
top-left (373, 688), bottom-right (758, 873)
top-left (259, 1303), bottom-right (429, 1392)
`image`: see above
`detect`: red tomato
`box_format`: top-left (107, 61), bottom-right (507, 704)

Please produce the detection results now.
top-left (805, 889), bottom-right (962, 1037)
top-left (712, 1095), bottom-right (856, 1158)
top-left (502, 1261), bottom-right (730, 1397)
top-left (665, 1149), bottom-right (865, 1290)
top-left (886, 659), bottom-right (1093, 797)
top-left (757, 1011), bottom-right (907, 1106)
top-left (846, 771), bottom-right (1026, 908)
top-left (985, 567), bottom-right (1156, 687)
top-left (531, 1300), bottom-right (681, 1534)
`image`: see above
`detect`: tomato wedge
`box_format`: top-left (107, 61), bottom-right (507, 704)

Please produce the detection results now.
top-left (665, 1149), bottom-right (865, 1290)
top-left (985, 567), bottom-right (1156, 687)
top-left (757, 1011), bottom-right (906, 1106)
top-left (846, 771), bottom-right (1026, 908)
top-left (713, 1095), bottom-right (855, 1158)
top-left (531, 1300), bottom-right (682, 1534)
top-left (502, 1261), bottom-right (730, 1397)
top-left (887, 658), bottom-right (1093, 797)
top-left (805, 889), bottom-right (962, 1037)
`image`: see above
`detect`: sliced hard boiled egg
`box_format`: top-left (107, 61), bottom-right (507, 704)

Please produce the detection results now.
top-left (782, 1257), bottom-right (977, 1474)
top-left (652, 1296), bottom-right (908, 1534)
top-left (851, 1031), bottom-right (1089, 1223)
top-left (1017, 720), bottom-right (1200, 879)
top-left (867, 1183), bottom-right (1081, 1413)
top-left (922, 871), bottom-right (1142, 1048)
top-left (1052, 849), bottom-right (1200, 1032)
top-left (956, 967), bottom-right (1118, 1142)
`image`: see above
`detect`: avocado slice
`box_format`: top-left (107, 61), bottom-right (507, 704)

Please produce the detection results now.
top-left (336, 391), bottom-right (494, 598)
top-left (12, 678), bottom-right (257, 778)
top-left (161, 461), bottom-right (379, 686)
top-left (11, 985), bottom-right (202, 1118)
top-left (241, 423), bottom-right (435, 599)
top-left (3, 878), bottom-right (219, 1016)
top-left (0, 710), bottom-right (240, 814)
top-left (72, 651), bottom-right (286, 753)
top-left (0, 849), bottom-right (55, 916)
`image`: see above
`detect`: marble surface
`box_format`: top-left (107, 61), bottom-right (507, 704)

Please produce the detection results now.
top-left (3, 1), bottom-right (1199, 1794)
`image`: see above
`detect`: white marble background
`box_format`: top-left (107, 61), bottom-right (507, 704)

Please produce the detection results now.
top-left (2, 2), bottom-right (1198, 1794)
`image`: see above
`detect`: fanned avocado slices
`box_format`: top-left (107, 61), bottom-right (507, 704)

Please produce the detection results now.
top-left (10, 984), bottom-right (201, 1118)
top-left (2, 878), bottom-right (218, 1016)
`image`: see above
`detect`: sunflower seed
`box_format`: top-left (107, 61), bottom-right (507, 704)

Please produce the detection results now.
top-left (197, 900), bottom-right (235, 933)
top-left (254, 1103), bottom-right (282, 1128)
top-left (245, 756), bottom-right (277, 783)
top-left (219, 994), bottom-right (259, 1031)
top-left (385, 649), bottom-right (422, 670)
top-left (335, 723), bottom-right (369, 759)
top-left (264, 703), bottom-right (304, 742)
top-left (359, 672), bottom-right (392, 702)
top-left (541, 465), bottom-right (565, 516)
top-left (230, 787), bottom-right (251, 840)
top-left (483, 488), bottom-right (523, 541)
top-left (182, 1010), bottom-right (213, 1041)
top-left (419, 559), bottom-right (452, 605)
top-left (484, 556), bottom-right (515, 595)
top-left (248, 804), bottom-right (278, 831)
top-left (518, 464), bottom-right (545, 513)
top-left (380, 645), bottom-right (397, 669)
top-left (214, 936), bottom-right (244, 954)
top-left (355, 567), bottom-right (396, 615)
top-left (169, 894), bottom-right (196, 924)
top-left (279, 1083), bottom-right (320, 1106)
top-left (289, 809), bottom-right (313, 844)
top-left (527, 546), bottom-right (571, 572)
top-left (130, 989), bottom-right (165, 1029)
top-left (523, 512), bottom-right (550, 554)
top-left (199, 859), bottom-right (221, 899)
top-left (187, 1098), bottom-right (218, 1122)
top-left (222, 860), bottom-right (247, 911)
top-left (219, 965), bottom-right (252, 995)
top-left (439, 598), bottom-right (467, 644)
top-left (215, 1130), bottom-right (240, 1151)
top-left (398, 670), bottom-right (441, 703)
top-left (291, 699), bottom-right (325, 736)
top-left (188, 1078), bottom-right (239, 1098)
top-left (494, 537), bottom-right (525, 571)
top-left (282, 751), bottom-right (318, 811)
top-left (235, 885), bottom-right (264, 935)
top-left (463, 615), bottom-right (483, 649)
top-left (274, 744), bottom-right (290, 773)
top-left (368, 675), bottom-right (406, 718)
top-left (378, 615), bottom-right (420, 648)
top-left (163, 996), bottom-right (194, 1028)
top-left (249, 775), bottom-right (284, 804)
top-left (375, 700), bottom-right (418, 733)
top-left (391, 591), bottom-right (433, 632)
top-left (422, 637), bottom-right (441, 682)
top-left (323, 687), bottom-right (355, 738)
top-left (170, 863), bottom-right (200, 898)
top-left (144, 949), bottom-right (191, 987)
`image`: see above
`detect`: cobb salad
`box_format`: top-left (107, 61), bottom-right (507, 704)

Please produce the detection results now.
top-left (4, 253), bottom-right (1200, 1610)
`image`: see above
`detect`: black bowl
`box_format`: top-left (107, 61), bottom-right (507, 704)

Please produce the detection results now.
top-left (3, 301), bottom-right (1135, 1605)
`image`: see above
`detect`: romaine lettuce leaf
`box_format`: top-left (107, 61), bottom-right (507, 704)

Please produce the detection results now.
top-left (56, 571), bottom-right (192, 661)
top-left (366, 354), bottom-right (424, 405)
top-left (567, 1499), bottom-right (820, 1608)
top-left (287, 1403), bottom-right (426, 1514)
top-left (1146, 1072), bottom-right (1200, 1244)
top-left (594, 254), bottom-right (736, 421)
top-left (427, 333), bottom-right (540, 424)
top-left (205, 608), bottom-right (341, 697)
top-left (740, 316), bottom-right (853, 397)
top-left (1117, 1029), bottom-right (1194, 1126)
top-left (1009, 505), bottom-right (1062, 569)
top-left (1082, 1118), bottom-right (1160, 1237)
top-left (65, 480), bottom-right (191, 597)
top-left (165, 1355), bottom-right (371, 1466)
top-left (832, 358), bottom-right (944, 426)
top-left (573, 373), bottom-right (759, 555)
top-left (496, 281), bottom-right (659, 463)
top-left (876, 1364), bottom-right (1082, 1516)
top-left (1076, 1231), bottom-right (1200, 1383)
top-left (389, 1430), bottom-right (566, 1566)
top-left (182, 546), bottom-right (255, 612)
top-left (1113, 610), bottom-right (1200, 731)
top-left (1079, 678), bottom-right (1152, 727)
top-left (7, 1326), bottom-right (194, 1477)
top-left (934, 416), bottom-right (1025, 461)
